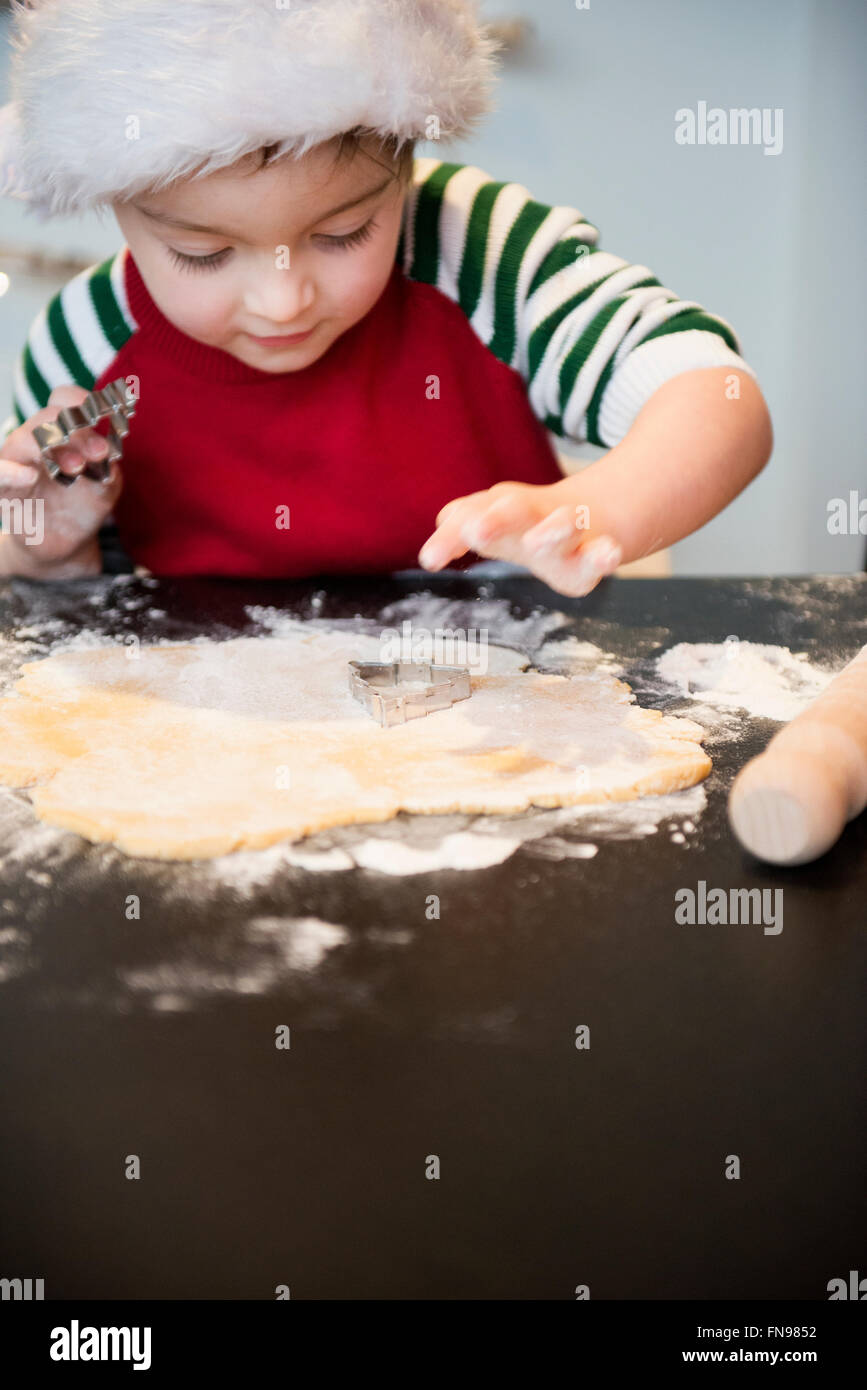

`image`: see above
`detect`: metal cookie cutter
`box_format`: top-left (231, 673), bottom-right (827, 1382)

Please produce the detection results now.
top-left (32, 378), bottom-right (136, 486)
top-left (348, 660), bottom-right (472, 727)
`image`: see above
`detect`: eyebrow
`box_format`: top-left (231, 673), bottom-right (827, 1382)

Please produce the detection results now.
top-left (133, 175), bottom-right (394, 238)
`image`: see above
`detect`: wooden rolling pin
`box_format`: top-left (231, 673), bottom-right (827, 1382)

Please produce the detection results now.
top-left (728, 644), bottom-right (867, 865)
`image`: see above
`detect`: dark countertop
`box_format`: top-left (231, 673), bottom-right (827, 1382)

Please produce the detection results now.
top-left (0, 572), bottom-right (864, 1299)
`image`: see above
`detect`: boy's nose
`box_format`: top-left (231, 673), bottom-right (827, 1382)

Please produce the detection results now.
top-left (244, 269), bottom-right (316, 323)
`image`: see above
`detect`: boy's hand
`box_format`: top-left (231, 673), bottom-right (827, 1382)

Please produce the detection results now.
top-left (418, 479), bottom-right (621, 597)
top-left (417, 370), bottom-right (774, 597)
top-left (0, 386), bottom-right (122, 578)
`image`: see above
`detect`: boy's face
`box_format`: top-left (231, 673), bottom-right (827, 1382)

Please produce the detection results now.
top-left (113, 139), bottom-right (408, 372)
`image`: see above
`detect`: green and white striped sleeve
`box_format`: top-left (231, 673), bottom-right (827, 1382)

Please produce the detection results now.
top-left (400, 158), bottom-right (754, 449)
top-left (2, 249), bottom-right (134, 444)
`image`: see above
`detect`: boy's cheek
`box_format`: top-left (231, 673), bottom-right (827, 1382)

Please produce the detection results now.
top-left (131, 252), bottom-right (227, 342)
top-left (175, 294), bottom-right (232, 342)
top-left (333, 241), bottom-right (401, 327)
top-left (334, 272), bottom-right (387, 327)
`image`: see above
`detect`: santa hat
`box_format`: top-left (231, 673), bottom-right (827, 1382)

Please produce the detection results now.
top-left (0, 0), bottom-right (499, 219)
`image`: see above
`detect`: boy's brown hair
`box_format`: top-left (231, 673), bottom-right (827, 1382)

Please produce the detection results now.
top-left (247, 129), bottom-right (415, 186)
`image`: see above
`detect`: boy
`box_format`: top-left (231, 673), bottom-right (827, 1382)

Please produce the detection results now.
top-left (0, 0), bottom-right (771, 594)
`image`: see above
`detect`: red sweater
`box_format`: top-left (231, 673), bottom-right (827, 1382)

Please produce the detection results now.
top-left (99, 251), bottom-right (564, 577)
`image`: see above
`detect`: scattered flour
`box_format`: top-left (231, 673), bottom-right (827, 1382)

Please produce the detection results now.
top-left (351, 831), bottom-right (524, 876)
top-left (247, 594), bottom-right (569, 660)
top-left (115, 916), bottom-right (351, 1011)
top-left (12, 590), bottom-right (843, 1009)
top-left (0, 593), bottom-right (840, 903)
top-left (200, 780), bottom-right (707, 886)
top-left (534, 633), bottom-right (623, 676)
top-left (0, 579), bottom-right (858, 1009)
top-left (656, 640), bottom-right (834, 722)
top-left (247, 915), bottom-right (350, 970)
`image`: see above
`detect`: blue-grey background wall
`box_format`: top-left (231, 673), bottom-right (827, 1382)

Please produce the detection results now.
top-left (1, 0), bottom-right (864, 574)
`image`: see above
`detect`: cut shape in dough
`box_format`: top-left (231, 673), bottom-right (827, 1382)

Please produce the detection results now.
top-left (0, 628), bottom-right (711, 860)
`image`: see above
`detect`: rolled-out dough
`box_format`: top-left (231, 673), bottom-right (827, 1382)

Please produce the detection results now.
top-left (0, 627), bottom-right (711, 860)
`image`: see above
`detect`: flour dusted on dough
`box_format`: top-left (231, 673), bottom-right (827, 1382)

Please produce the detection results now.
top-left (0, 629), bottom-right (711, 861)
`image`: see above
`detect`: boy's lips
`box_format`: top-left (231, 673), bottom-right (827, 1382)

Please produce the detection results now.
top-left (248, 327), bottom-right (316, 346)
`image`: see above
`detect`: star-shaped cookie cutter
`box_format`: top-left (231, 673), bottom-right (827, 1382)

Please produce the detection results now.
top-left (348, 660), bottom-right (472, 727)
top-left (32, 378), bottom-right (137, 486)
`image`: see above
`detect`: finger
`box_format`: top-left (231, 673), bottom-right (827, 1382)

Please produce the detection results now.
top-left (462, 491), bottom-right (543, 556)
top-left (419, 494), bottom-right (492, 570)
top-left (0, 457), bottom-right (40, 490)
top-left (85, 457), bottom-right (123, 509)
top-left (522, 503), bottom-right (587, 556)
top-left (34, 428), bottom-right (110, 485)
top-left (59, 430), bottom-right (110, 473)
top-left (508, 504), bottom-right (586, 584)
top-left (2, 389), bottom-right (102, 468)
top-left (100, 458), bottom-right (123, 505)
top-left (439, 478), bottom-right (527, 525)
top-left (434, 496), bottom-right (470, 527)
top-left (64, 455), bottom-right (123, 511)
top-left (83, 432), bottom-right (109, 459)
top-left (45, 443), bottom-right (90, 481)
top-left (532, 534), bottom-right (622, 598)
top-left (422, 487), bottom-right (541, 569)
top-left (46, 384), bottom-right (92, 408)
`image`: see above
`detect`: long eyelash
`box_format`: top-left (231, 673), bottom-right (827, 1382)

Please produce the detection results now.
top-left (165, 218), bottom-right (376, 271)
top-left (319, 219), bottom-right (376, 251)
top-left (167, 247), bottom-right (231, 273)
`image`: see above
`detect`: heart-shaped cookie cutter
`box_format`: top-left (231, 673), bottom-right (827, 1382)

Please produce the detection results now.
top-left (348, 660), bottom-right (472, 727)
top-left (32, 377), bottom-right (137, 486)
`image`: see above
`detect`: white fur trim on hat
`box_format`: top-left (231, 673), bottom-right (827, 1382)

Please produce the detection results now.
top-left (0, 0), bottom-right (500, 218)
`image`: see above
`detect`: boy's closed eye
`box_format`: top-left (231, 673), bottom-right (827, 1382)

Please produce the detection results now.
top-left (166, 217), bottom-right (378, 272)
